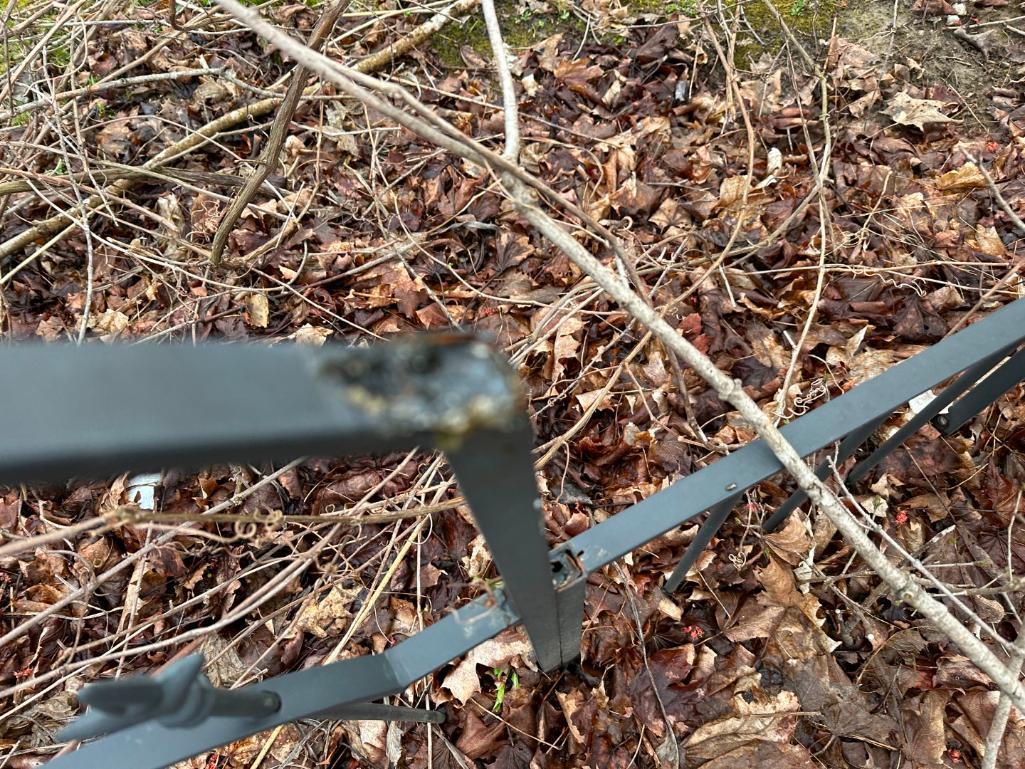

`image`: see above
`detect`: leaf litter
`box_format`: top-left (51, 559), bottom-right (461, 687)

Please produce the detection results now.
top-left (1, 0), bottom-right (1024, 768)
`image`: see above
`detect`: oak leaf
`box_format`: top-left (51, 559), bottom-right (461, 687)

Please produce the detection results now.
top-left (885, 92), bottom-right (956, 131)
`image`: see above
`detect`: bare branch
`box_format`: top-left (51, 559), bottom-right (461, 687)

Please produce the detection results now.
top-left (479, 0), bottom-right (519, 162)
top-left (209, 0), bottom-right (349, 266)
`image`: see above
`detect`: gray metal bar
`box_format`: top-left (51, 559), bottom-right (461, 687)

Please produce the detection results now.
top-left (60, 656), bottom-right (282, 741)
top-left (933, 346), bottom-right (1025, 435)
top-left (758, 344), bottom-right (1021, 534)
top-left (662, 493), bottom-right (741, 593)
top-left (0, 336), bottom-right (570, 672)
top-left (845, 343), bottom-right (1018, 486)
top-left (18, 298), bottom-right (1025, 769)
top-left (761, 416), bottom-right (886, 533)
top-left (46, 592), bottom-right (514, 769)
top-left (447, 425), bottom-right (567, 671)
top-left (549, 544), bottom-right (586, 666)
top-left (0, 337), bottom-right (526, 485)
top-left (565, 298), bottom-right (1025, 574)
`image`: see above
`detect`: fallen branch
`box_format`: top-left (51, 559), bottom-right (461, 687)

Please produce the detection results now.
top-left (353, 0), bottom-right (481, 74)
top-left (208, 0), bottom-right (350, 266)
top-left (983, 629), bottom-right (1025, 769)
top-left (0, 96), bottom-right (281, 264)
top-left (0, 67), bottom-right (221, 124)
top-left (479, 0), bottom-right (519, 162)
top-left (211, 0), bottom-right (1025, 713)
top-left (0, 166), bottom-right (251, 197)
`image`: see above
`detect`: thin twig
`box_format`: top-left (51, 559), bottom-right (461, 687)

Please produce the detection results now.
top-left (208, 0), bottom-right (348, 266)
top-left (351, 0), bottom-right (480, 74)
top-left (965, 152), bottom-right (1025, 236)
top-left (0, 68), bottom-right (222, 123)
top-left (479, 0), bottom-right (519, 162)
top-left (0, 1), bottom-right (479, 268)
top-left (617, 563), bottom-right (680, 769)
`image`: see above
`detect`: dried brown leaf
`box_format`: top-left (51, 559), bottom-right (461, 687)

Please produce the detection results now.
top-left (949, 690), bottom-right (1025, 769)
top-left (440, 629), bottom-right (533, 704)
top-left (684, 690), bottom-right (801, 764)
top-left (243, 293), bottom-right (270, 329)
top-left (700, 741), bottom-right (817, 769)
top-left (935, 162), bottom-right (987, 192)
top-left (763, 516), bottom-right (811, 566)
top-left (885, 92), bottom-right (956, 131)
top-left (900, 690), bottom-right (949, 768)
top-left (295, 584), bottom-right (359, 639)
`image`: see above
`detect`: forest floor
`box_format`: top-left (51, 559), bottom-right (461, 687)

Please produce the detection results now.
top-left (1, 0), bottom-right (1025, 768)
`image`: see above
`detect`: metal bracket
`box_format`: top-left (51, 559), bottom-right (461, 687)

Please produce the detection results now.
top-left (60, 655), bottom-right (281, 741)
top-left (45, 594), bottom-right (512, 769)
top-left (548, 543), bottom-right (587, 666)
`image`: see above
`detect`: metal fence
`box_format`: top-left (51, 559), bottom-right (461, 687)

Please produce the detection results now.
top-left (2, 298), bottom-right (1024, 769)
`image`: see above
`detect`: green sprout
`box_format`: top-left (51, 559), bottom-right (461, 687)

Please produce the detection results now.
top-left (491, 667), bottom-right (519, 712)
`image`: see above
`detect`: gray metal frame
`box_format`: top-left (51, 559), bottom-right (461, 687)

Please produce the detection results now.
top-left (1, 299), bottom-right (1023, 769)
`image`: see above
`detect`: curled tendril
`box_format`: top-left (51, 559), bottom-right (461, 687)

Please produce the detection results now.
top-left (233, 519), bottom-right (258, 540)
top-left (236, 507), bottom-right (284, 543)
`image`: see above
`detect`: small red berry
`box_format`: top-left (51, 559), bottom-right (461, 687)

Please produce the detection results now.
top-left (682, 624), bottom-right (704, 641)
top-left (895, 511), bottom-right (909, 526)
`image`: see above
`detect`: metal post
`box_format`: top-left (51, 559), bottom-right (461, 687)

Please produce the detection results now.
top-left (446, 425), bottom-right (569, 671)
top-left (2, 299), bottom-right (1022, 769)
top-left (548, 544), bottom-right (586, 666)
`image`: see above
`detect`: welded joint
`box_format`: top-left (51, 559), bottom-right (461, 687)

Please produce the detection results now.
top-left (451, 583), bottom-right (519, 637)
top-left (314, 334), bottom-right (526, 443)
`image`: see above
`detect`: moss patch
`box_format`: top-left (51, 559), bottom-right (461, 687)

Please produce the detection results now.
top-left (636, 0), bottom-right (844, 69)
top-left (429, 0), bottom-right (843, 71)
top-left (629, 0), bottom-right (698, 15)
top-left (1, 8), bottom-right (70, 80)
top-left (430, 0), bottom-right (585, 69)
top-left (737, 0), bottom-right (842, 66)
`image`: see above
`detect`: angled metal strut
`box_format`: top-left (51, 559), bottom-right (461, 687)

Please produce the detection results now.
top-left (0, 300), bottom-right (1023, 769)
